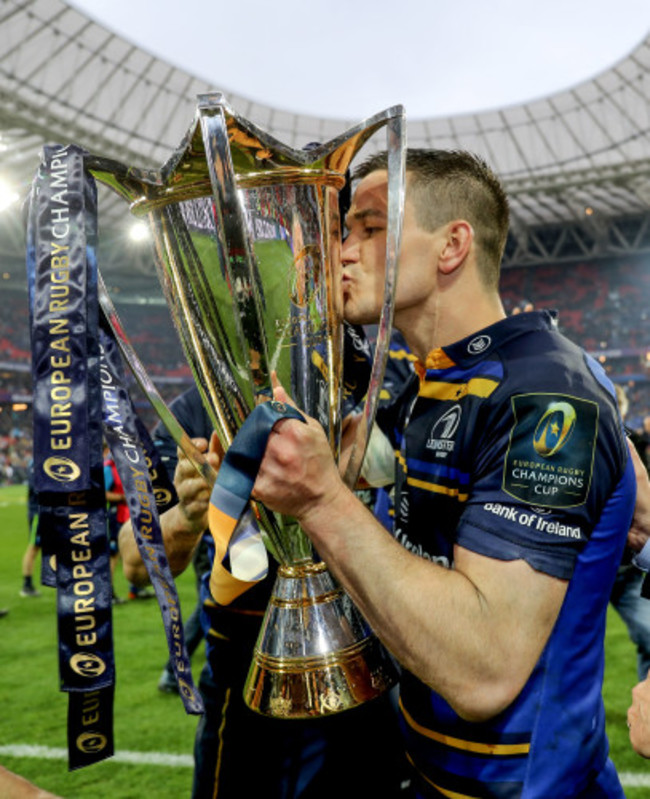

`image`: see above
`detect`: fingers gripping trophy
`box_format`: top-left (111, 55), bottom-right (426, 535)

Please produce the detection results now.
top-left (88, 93), bottom-right (406, 718)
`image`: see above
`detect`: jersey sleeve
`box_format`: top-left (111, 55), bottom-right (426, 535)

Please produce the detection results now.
top-left (456, 388), bottom-right (625, 580)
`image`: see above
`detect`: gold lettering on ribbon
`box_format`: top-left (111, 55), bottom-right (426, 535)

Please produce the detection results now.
top-left (46, 147), bottom-right (74, 457)
top-left (68, 513), bottom-right (101, 649)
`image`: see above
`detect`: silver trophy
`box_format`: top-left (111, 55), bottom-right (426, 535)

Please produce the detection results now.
top-left (88, 94), bottom-right (406, 718)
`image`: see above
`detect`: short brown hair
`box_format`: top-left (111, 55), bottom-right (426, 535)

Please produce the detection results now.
top-left (353, 149), bottom-right (510, 289)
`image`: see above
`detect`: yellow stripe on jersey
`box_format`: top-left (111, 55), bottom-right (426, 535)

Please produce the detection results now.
top-left (424, 350), bottom-right (457, 370)
top-left (390, 347), bottom-right (418, 363)
top-left (418, 377), bottom-right (500, 402)
top-left (311, 350), bottom-right (328, 381)
top-left (405, 753), bottom-right (479, 799)
top-left (406, 476), bottom-right (469, 502)
top-left (395, 450), bottom-right (467, 500)
top-left (400, 700), bottom-right (531, 756)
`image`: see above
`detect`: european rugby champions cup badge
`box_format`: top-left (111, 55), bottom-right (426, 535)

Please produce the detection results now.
top-left (503, 393), bottom-right (598, 508)
top-left (83, 94), bottom-right (407, 719)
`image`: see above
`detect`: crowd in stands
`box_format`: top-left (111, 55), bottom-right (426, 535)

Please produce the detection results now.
top-left (0, 253), bottom-right (649, 484)
top-left (500, 253), bottom-right (650, 426)
top-left (114, 302), bottom-right (190, 378)
top-left (0, 296), bottom-right (31, 365)
top-left (0, 430), bottom-right (30, 486)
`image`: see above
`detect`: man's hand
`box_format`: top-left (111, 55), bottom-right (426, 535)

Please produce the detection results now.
top-left (252, 382), bottom-right (345, 522)
top-left (627, 441), bottom-right (650, 554)
top-left (629, 672), bottom-right (650, 757)
top-left (173, 432), bottom-right (223, 535)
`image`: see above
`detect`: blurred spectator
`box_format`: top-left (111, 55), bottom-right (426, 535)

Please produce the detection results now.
top-left (640, 415), bottom-right (650, 471)
top-left (103, 443), bottom-right (128, 605)
top-left (610, 385), bottom-right (650, 680)
top-left (20, 460), bottom-right (41, 598)
top-left (103, 442), bottom-right (155, 603)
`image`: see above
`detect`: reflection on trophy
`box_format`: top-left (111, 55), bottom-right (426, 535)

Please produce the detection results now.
top-left (88, 93), bottom-right (406, 718)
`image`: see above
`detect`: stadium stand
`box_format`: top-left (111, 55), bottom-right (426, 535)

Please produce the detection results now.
top-left (1, 249), bottom-right (649, 486)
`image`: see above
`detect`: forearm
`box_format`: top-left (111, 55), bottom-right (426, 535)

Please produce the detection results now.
top-left (253, 404), bottom-right (563, 720)
top-left (0, 766), bottom-right (60, 798)
top-left (300, 488), bottom-right (560, 721)
top-left (118, 504), bottom-right (203, 586)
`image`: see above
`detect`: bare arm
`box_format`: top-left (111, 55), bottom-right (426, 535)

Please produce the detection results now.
top-left (627, 440), bottom-right (650, 554)
top-left (119, 435), bottom-right (221, 586)
top-left (0, 767), bottom-right (61, 799)
top-left (253, 391), bottom-right (567, 722)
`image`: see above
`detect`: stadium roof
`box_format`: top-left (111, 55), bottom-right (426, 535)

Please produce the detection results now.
top-left (2, 0), bottom-right (650, 287)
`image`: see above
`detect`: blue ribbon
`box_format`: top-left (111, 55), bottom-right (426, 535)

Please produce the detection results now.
top-left (27, 143), bottom-right (115, 770)
top-left (99, 319), bottom-right (204, 715)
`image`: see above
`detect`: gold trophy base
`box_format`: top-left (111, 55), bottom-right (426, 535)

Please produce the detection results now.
top-left (244, 562), bottom-right (397, 718)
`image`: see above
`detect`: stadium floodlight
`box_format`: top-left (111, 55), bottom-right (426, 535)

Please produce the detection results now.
top-left (0, 179), bottom-right (19, 212)
top-left (129, 221), bottom-right (150, 242)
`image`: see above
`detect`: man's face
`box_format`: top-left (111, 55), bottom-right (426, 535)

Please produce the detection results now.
top-left (341, 170), bottom-right (439, 326)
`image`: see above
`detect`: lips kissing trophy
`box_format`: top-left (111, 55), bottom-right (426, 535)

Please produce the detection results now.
top-left (88, 93), bottom-right (406, 718)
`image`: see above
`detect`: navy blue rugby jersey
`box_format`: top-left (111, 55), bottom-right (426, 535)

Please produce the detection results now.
top-left (381, 310), bottom-right (636, 798)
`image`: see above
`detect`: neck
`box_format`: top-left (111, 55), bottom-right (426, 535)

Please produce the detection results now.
top-left (398, 286), bottom-right (506, 362)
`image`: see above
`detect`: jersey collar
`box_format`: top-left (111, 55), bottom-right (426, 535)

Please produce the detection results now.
top-left (417, 310), bottom-right (558, 374)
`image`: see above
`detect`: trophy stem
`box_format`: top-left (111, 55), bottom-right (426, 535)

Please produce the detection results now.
top-left (244, 562), bottom-right (397, 718)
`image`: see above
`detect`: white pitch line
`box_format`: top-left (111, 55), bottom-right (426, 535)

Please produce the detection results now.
top-left (1, 746), bottom-right (649, 786)
top-left (0, 744), bottom-right (192, 768)
top-left (619, 771), bottom-right (650, 788)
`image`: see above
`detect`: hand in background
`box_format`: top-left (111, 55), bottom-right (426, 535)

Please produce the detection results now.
top-left (628, 671), bottom-right (650, 757)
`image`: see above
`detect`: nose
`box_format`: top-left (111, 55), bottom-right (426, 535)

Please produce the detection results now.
top-left (341, 235), bottom-right (359, 266)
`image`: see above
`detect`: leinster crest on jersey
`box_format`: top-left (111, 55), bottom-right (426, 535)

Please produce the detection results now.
top-left (426, 404), bottom-right (462, 458)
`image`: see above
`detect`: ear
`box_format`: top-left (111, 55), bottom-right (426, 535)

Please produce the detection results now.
top-left (438, 220), bottom-right (473, 276)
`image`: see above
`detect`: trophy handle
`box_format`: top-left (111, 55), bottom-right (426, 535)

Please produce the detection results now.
top-left (195, 97), bottom-right (406, 483)
top-left (343, 110), bottom-right (406, 488)
top-left (199, 103), bottom-right (273, 397)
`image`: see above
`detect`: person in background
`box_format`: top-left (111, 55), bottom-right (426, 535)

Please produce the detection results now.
top-left (609, 384), bottom-right (650, 680)
top-left (104, 443), bottom-right (154, 603)
top-left (157, 532), bottom-right (208, 694)
top-left (119, 385), bottom-right (407, 798)
top-left (19, 459), bottom-right (41, 598)
top-left (103, 443), bottom-right (128, 605)
top-left (640, 414), bottom-right (650, 472)
top-left (627, 439), bottom-right (650, 756)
